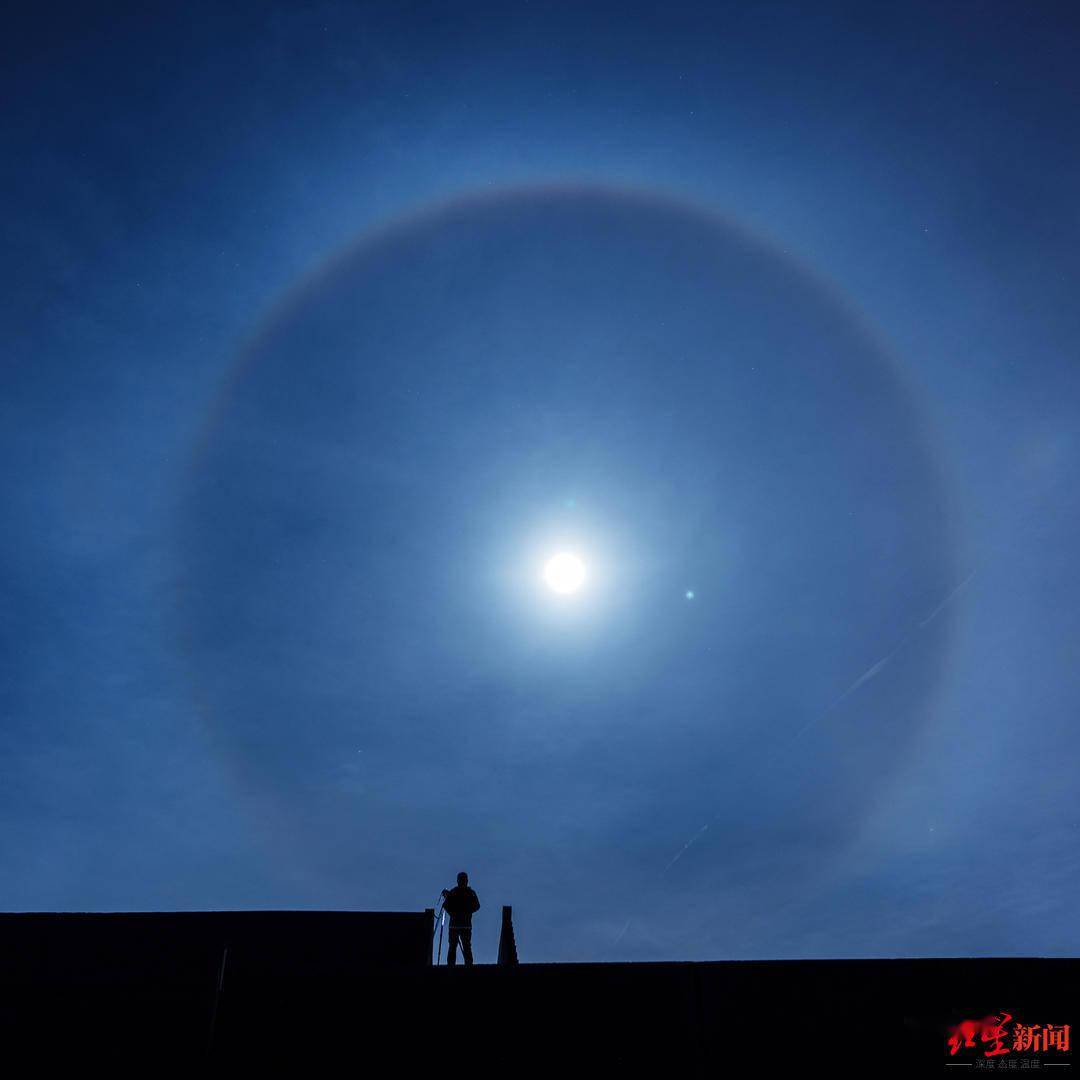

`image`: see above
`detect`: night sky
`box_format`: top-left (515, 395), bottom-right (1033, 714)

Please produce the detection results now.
top-left (4, 2), bottom-right (1079, 962)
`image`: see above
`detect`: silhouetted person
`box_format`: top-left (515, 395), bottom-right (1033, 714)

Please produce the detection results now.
top-left (441, 871), bottom-right (480, 966)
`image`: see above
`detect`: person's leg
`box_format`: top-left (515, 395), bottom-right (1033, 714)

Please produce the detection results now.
top-left (461, 928), bottom-right (473, 966)
top-left (447, 927), bottom-right (459, 966)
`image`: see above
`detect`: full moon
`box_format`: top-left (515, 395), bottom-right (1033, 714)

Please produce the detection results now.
top-left (543, 552), bottom-right (586, 594)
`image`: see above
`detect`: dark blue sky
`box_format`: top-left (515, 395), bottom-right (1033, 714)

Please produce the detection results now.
top-left (3, 1), bottom-right (1078, 961)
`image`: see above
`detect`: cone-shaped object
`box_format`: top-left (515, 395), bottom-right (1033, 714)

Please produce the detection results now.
top-left (497, 905), bottom-right (518, 965)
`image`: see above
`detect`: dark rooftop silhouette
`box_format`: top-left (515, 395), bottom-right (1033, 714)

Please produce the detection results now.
top-left (0, 911), bottom-right (1074, 1073)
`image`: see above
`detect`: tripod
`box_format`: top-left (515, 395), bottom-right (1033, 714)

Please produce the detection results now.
top-left (432, 893), bottom-right (447, 965)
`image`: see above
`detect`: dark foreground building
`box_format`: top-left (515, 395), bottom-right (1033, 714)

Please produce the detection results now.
top-left (0, 911), bottom-right (1074, 1074)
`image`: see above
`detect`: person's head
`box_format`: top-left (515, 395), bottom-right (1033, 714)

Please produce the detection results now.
top-left (457, 871), bottom-right (469, 887)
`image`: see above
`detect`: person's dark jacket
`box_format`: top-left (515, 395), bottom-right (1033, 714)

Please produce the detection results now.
top-left (442, 885), bottom-right (480, 928)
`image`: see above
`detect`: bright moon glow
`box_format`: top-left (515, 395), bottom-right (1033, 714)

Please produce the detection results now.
top-left (543, 552), bottom-right (586, 594)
